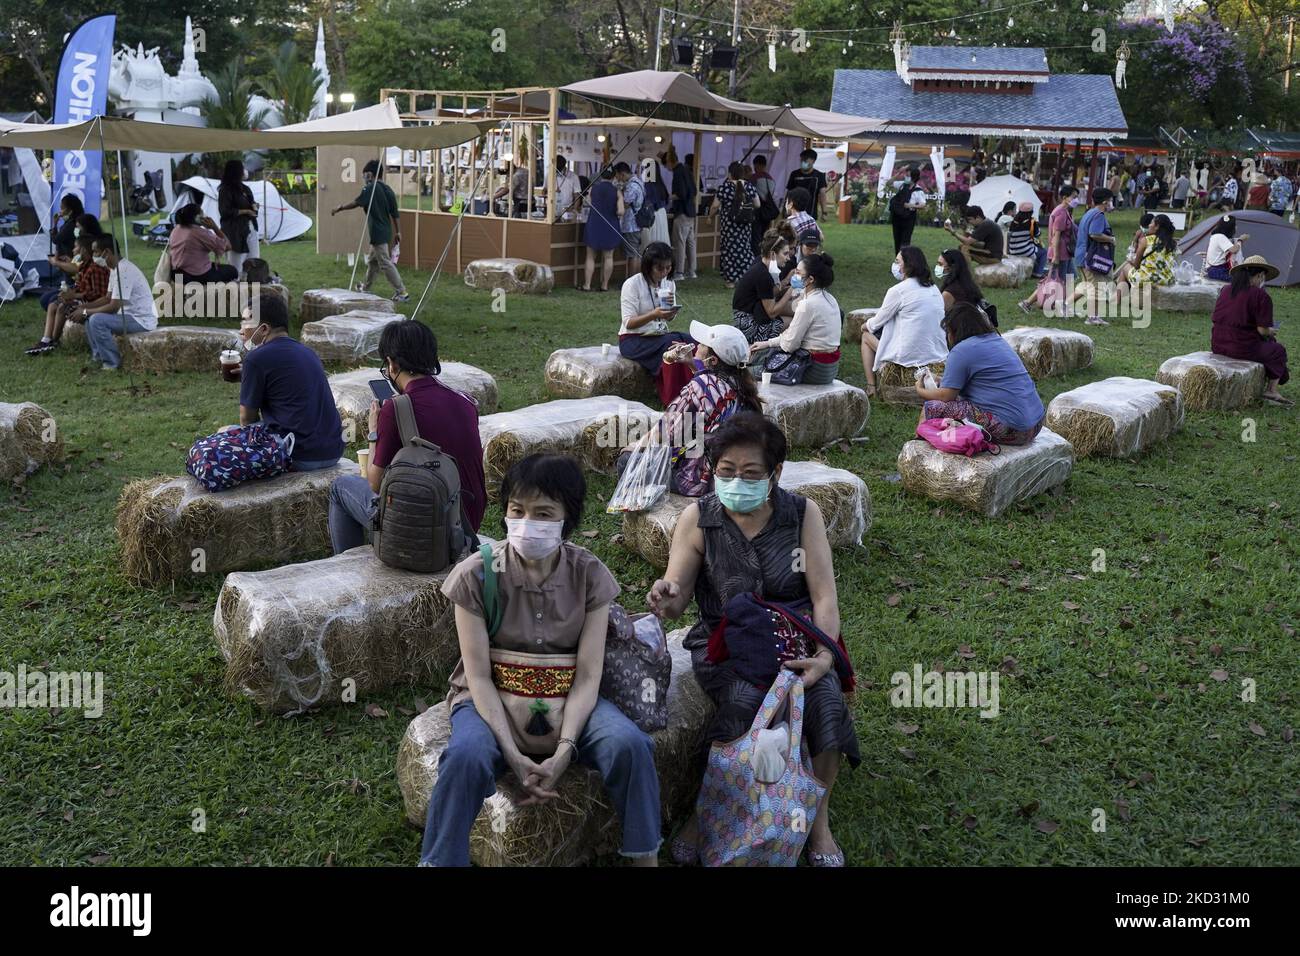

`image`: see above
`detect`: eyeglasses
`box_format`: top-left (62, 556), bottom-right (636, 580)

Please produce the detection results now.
top-left (713, 466), bottom-right (770, 481)
top-left (380, 364), bottom-right (392, 383)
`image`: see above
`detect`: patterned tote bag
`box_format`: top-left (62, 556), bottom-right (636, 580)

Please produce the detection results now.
top-left (695, 669), bottom-right (827, 867)
top-left (185, 424), bottom-right (294, 492)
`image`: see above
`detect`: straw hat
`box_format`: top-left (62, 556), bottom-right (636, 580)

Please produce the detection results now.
top-left (1229, 255), bottom-right (1279, 281)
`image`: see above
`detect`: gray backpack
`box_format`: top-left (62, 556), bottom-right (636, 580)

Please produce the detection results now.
top-left (372, 393), bottom-right (472, 573)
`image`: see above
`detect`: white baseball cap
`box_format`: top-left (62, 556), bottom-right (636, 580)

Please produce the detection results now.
top-left (689, 320), bottom-right (750, 368)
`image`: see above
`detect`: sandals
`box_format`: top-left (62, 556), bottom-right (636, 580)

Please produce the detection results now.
top-left (805, 841), bottom-right (845, 867)
top-left (669, 830), bottom-right (699, 866)
top-left (1262, 394), bottom-right (1295, 407)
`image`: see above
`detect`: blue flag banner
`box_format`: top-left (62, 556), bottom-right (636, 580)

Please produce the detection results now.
top-left (51, 14), bottom-right (116, 230)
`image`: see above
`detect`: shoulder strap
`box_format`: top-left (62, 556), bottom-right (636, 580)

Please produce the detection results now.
top-left (392, 392), bottom-right (420, 446)
top-left (479, 542), bottom-right (502, 638)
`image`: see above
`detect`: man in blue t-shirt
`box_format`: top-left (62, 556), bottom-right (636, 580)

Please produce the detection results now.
top-left (238, 291), bottom-right (344, 470)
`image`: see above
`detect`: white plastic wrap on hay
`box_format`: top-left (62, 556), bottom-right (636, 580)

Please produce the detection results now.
top-left (1001, 327), bottom-right (1095, 379)
top-left (1005, 255), bottom-right (1034, 282)
top-left (479, 397), bottom-right (656, 496)
top-left (579, 407), bottom-right (664, 476)
top-left (974, 259), bottom-right (1027, 289)
top-left (622, 459), bottom-right (872, 569)
top-left (397, 628), bottom-right (713, 865)
top-left (298, 288), bottom-right (395, 326)
top-left (844, 308), bottom-right (877, 344)
top-left (897, 427), bottom-right (1074, 518)
top-left (543, 346), bottom-right (657, 402)
top-left (1046, 376), bottom-right (1185, 458)
top-left (115, 460), bottom-right (358, 585)
top-left (301, 310), bottom-right (397, 365)
top-left (877, 362), bottom-right (945, 407)
top-left (0, 402), bottom-right (63, 480)
top-left (329, 363), bottom-right (499, 439)
top-left (760, 380), bottom-right (870, 447)
top-left (1156, 352), bottom-right (1266, 411)
top-left (1152, 280), bottom-right (1221, 313)
top-left (464, 258), bottom-right (555, 295)
top-left (214, 543), bottom-right (492, 714)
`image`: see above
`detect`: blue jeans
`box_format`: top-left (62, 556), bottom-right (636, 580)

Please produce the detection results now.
top-left (328, 472), bottom-right (377, 553)
top-left (293, 457), bottom-right (341, 472)
top-left (86, 312), bottom-right (150, 368)
top-left (419, 697), bottom-right (661, 867)
top-left (1033, 245), bottom-right (1049, 277)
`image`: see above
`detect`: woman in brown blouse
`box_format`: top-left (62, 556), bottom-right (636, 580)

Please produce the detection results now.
top-left (421, 455), bottom-right (661, 866)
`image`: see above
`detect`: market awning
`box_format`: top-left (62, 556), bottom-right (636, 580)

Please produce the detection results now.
top-left (560, 70), bottom-right (886, 140)
top-left (0, 100), bottom-right (493, 152)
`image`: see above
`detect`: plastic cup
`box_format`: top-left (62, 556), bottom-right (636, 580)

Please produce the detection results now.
top-left (761, 372), bottom-right (772, 388)
top-left (219, 349), bottom-right (242, 383)
top-left (602, 343), bottom-right (611, 357)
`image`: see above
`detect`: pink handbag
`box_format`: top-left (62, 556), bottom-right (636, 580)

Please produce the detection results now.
top-left (695, 669), bottom-right (827, 867)
top-left (917, 417), bottom-right (1000, 457)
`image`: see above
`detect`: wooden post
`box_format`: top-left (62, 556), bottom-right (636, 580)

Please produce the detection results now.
top-left (433, 93), bottom-right (442, 211)
top-left (1053, 137), bottom-right (1065, 195)
top-left (1086, 138), bottom-right (1099, 197)
top-left (693, 130), bottom-right (703, 271)
top-left (546, 88), bottom-right (558, 226)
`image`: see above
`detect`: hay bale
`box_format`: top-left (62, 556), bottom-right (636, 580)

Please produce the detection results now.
top-left (973, 259), bottom-right (1025, 289)
top-left (298, 288), bottom-right (395, 326)
top-left (1001, 327), bottom-right (1095, 380)
top-left (897, 427), bottom-right (1074, 518)
top-left (876, 362), bottom-right (946, 406)
top-left (479, 397), bottom-right (655, 500)
top-left (760, 380), bottom-right (870, 446)
top-left (543, 346), bottom-right (658, 403)
top-left (1004, 255), bottom-right (1035, 283)
top-left (119, 326), bottom-right (241, 374)
top-left (464, 258), bottom-right (555, 295)
top-left (1046, 376), bottom-right (1185, 458)
top-left (60, 321), bottom-right (89, 352)
top-left (237, 281), bottom-right (290, 317)
top-left (396, 628), bottom-right (714, 865)
top-left (575, 408), bottom-right (663, 476)
top-left (844, 308), bottom-right (877, 344)
top-left (1156, 351), bottom-right (1266, 411)
top-left (213, 544), bottom-right (489, 714)
top-left (0, 402), bottom-right (63, 481)
top-left (301, 310), bottom-right (398, 365)
top-left (329, 363), bottom-right (500, 440)
top-left (1152, 280), bottom-right (1221, 313)
top-left (622, 460), bottom-right (872, 569)
top-left (114, 460), bottom-right (358, 586)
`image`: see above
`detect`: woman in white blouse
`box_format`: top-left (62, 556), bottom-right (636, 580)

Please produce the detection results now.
top-left (748, 252), bottom-right (842, 384)
top-left (1204, 215), bottom-right (1249, 282)
top-left (861, 245), bottom-right (948, 395)
top-left (619, 240), bottom-right (695, 404)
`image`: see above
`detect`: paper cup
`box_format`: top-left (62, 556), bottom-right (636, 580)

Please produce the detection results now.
top-left (761, 372), bottom-right (772, 388)
top-left (602, 343), bottom-right (611, 357)
top-left (357, 448), bottom-right (370, 471)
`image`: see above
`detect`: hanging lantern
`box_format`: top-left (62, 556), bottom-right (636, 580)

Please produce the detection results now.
top-left (767, 27), bottom-right (779, 72)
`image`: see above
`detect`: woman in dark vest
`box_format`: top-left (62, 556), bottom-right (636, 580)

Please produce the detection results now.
top-left (647, 412), bottom-right (858, 867)
top-left (218, 159), bottom-right (260, 275)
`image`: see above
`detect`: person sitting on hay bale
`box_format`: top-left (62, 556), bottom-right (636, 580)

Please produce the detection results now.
top-left (914, 302), bottom-right (1046, 446)
top-left (328, 319), bottom-right (487, 552)
top-left (943, 205), bottom-right (1003, 264)
top-left (618, 241), bottom-right (695, 405)
top-left (234, 290), bottom-right (344, 470)
top-left (615, 321), bottom-right (762, 498)
top-left (167, 202), bottom-right (238, 285)
top-left (420, 455), bottom-right (661, 867)
top-left (935, 248), bottom-right (996, 327)
top-left (1211, 255), bottom-right (1292, 407)
top-left (1203, 215), bottom-right (1249, 283)
top-left (79, 235), bottom-right (159, 372)
top-left (1115, 214), bottom-right (1177, 301)
top-left (731, 234), bottom-right (796, 347)
top-left (748, 252), bottom-right (843, 384)
top-left (647, 413), bottom-right (858, 867)
top-left (25, 234), bottom-right (109, 356)
top-left (861, 245), bottom-right (948, 397)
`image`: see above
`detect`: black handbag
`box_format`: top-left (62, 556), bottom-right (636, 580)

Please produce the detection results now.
top-left (763, 348), bottom-right (813, 386)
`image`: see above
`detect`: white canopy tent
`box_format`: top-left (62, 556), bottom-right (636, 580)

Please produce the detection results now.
top-left (170, 176), bottom-right (313, 243)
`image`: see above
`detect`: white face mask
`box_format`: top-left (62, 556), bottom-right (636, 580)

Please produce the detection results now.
top-left (505, 516), bottom-right (564, 561)
top-left (934, 264), bottom-right (946, 279)
top-left (768, 259), bottom-right (781, 279)
top-left (891, 262), bottom-right (905, 281)
top-left (92, 256), bottom-right (108, 268)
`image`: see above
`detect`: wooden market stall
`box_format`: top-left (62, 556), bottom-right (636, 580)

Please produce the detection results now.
top-left (378, 71), bottom-right (885, 286)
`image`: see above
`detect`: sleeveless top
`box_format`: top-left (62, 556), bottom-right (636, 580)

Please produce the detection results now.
top-left (685, 487), bottom-right (809, 651)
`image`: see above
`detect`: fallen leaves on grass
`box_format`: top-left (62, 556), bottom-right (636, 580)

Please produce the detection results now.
top-left (1248, 722), bottom-right (1267, 738)
top-left (364, 703), bottom-right (388, 719)
top-left (1034, 819), bottom-right (1060, 834)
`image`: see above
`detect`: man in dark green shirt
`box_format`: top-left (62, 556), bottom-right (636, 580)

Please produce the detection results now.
top-left (330, 159), bottom-right (409, 302)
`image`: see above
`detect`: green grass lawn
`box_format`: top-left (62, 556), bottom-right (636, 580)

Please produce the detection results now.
top-left (1, 211), bottom-right (1297, 866)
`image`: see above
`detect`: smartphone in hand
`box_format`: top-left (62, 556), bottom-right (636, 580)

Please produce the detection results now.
top-left (369, 378), bottom-right (396, 402)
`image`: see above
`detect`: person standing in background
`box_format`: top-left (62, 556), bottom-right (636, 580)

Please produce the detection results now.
top-left (888, 166), bottom-right (926, 254)
top-left (666, 149), bottom-right (698, 280)
top-left (218, 159), bottom-right (260, 274)
top-left (786, 148), bottom-right (828, 220)
top-left (330, 159), bottom-right (409, 303)
top-left (1171, 170), bottom-right (1191, 209)
top-left (749, 154), bottom-right (778, 255)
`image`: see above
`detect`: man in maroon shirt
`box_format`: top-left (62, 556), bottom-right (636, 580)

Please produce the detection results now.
top-left (328, 319), bottom-right (487, 552)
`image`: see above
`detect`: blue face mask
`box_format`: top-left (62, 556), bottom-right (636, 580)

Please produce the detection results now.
top-left (714, 474), bottom-right (771, 513)
top-left (692, 358), bottom-right (707, 373)
top-left (789, 274), bottom-right (805, 290)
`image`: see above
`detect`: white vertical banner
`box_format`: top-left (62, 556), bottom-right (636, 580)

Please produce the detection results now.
top-left (877, 145), bottom-right (896, 198)
top-left (930, 147), bottom-right (946, 201)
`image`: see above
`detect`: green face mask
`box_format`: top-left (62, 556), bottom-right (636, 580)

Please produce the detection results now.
top-left (714, 474), bottom-right (771, 513)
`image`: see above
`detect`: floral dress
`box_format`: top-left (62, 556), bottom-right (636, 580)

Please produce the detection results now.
top-left (1133, 247), bottom-right (1175, 286)
top-left (716, 179), bottom-right (758, 283)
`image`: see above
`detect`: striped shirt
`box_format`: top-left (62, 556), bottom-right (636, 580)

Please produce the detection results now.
top-left (1006, 222), bottom-right (1038, 258)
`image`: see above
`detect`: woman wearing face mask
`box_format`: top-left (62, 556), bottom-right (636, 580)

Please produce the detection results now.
top-left (647, 412), bottom-right (858, 867)
top-left (44, 210), bottom-right (104, 290)
top-left (616, 321), bottom-right (763, 497)
top-left (934, 249), bottom-right (987, 316)
top-left (731, 235), bottom-right (795, 345)
top-left (26, 234), bottom-right (110, 355)
top-left (1116, 214), bottom-right (1177, 297)
top-left (1018, 185), bottom-right (1080, 316)
top-left (618, 241), bottom-right (695, 405)
top-left (422, 454), bottom-right (661, 867)
top-left (914, 302), bottom-right (1045, 446)
top-left (747, 252), bottom-right (842, 384)
top-left (861, 245), bottom-right (947, 396)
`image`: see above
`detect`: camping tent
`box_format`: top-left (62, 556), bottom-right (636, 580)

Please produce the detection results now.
top-left (968, 175), bottom-right (1041, 220)
top-left (170, 177), bottom-right (312, 243)
top-left (1177, 209), bottom-right (1300, 287)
